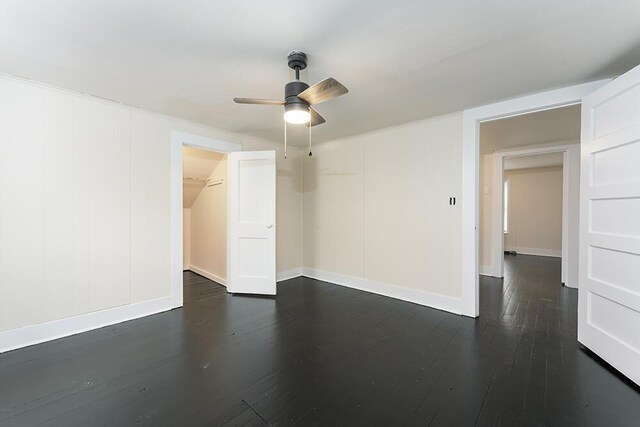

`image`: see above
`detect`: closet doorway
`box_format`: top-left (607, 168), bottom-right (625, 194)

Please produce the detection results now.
top-left (170, 131), bottom-right (277, 309)
top-left (183, 147), bottom-right (228, 290)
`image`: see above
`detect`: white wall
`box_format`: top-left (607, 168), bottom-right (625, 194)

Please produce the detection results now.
top-left (0, 75), bottom-right (302, 340)
top-left (504, 166), bottom-right (563, 257)
top-left (189, 156), bottom-right (227, 284)
top-left (479, 154), bottom-right (494, 273)
top-left (302, 113), bottom-right (464, 313)
top-left (183, 208), bottom-right (191, 269)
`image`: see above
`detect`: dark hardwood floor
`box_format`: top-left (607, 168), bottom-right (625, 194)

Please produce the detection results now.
top-left (1, 256), bottom-right (638, 426)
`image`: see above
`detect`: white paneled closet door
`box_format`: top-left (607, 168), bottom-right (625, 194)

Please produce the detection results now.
top-left (579, 63), bottom-right (640, 385)
top-left (226, 151), bottom-right (276, 296)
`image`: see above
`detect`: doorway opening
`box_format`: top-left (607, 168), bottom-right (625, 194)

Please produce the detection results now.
top-left (503, 154), bottom-right (564, 261)
top-left (170, 131), bottom-right (277, 309)
top-left (463, 73), bottom-right (640, 384)
top-left (479, 105), bottom-right (581, 287)
top-left (182, 147), bottom-right (228, 301)
top-left (461, 79), bottom-right (609, 317)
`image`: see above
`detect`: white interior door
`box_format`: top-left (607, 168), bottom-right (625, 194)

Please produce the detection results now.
top-left (579, 64), bottom-right (640, 385)
top-left (227, 150), bottom-right (276, 295)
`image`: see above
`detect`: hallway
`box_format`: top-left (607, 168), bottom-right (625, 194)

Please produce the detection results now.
top-left (0, 261), bottom-right (638, 426)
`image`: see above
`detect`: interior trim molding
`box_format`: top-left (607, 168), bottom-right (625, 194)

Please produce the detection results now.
top-left (188, 265), bottom-right (227, 286)
top-left (170, 130), bottom-right (241, 309)
top-left (277, 267), bottom-right (303, 282)
top-left (185, 265), bottom-right (302, 286)
top-left (302, 267), bottom-right (465, 316)
top-left (186, 266), bottom-right (302, 287)
top-left (479, 265), bottom-right (497, 277)
top-left (0, 296), bottom-right (172, 354)
top-left (504, 246), bottom-right (562, 258)
top-left (488, 143), bottom-right (578, 284)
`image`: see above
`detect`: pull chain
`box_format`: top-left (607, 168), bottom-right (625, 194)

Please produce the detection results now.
top-left (284, 119), bottom-right (287, 159)
top-left (308, 120), bottom-right (312, 156)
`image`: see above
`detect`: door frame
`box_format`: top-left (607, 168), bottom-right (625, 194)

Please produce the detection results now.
top-left (485, 143), bottom-right (579, 287)
top-left (170, 131), bottom-right (241, 308)
top-left (460, 79), bottom-right (610, 317)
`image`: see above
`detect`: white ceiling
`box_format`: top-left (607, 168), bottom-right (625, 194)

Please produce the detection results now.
top-left (1, 1), bottom-right (639, 146)
top-left (504, 152), bottom-right (564, 171)
top-left (183, 147), bottom-right (224, 208)
top-left (480, 105), bottom-right (581, 154)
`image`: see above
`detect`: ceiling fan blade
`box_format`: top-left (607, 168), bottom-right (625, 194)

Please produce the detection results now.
top-left (297, 77), bottom-right (348, 105)
top-left (307, 107), bottom-right (326, 127)
top-left (233, 97), bottom-right (285, 105)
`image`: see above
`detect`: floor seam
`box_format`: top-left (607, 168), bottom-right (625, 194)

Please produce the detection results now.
top-left (242, 399), bottom-right (271, 426)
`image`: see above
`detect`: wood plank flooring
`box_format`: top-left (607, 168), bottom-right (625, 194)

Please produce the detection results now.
top-left (0, 255), bottom-right (638, 426)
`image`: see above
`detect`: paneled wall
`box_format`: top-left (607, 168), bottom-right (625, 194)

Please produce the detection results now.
top-left (0, 75), bottom-right (302, 334)
top-left (302, 113), bottom-right (463, 305)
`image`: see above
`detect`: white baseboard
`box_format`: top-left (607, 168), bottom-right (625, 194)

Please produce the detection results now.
top-left (505, 246), bottom-right (561, 258)
top-left (183, 265), bottom-right (190, 271)
top-left (301, 267), bottom-right (463, 315)
top-left (479, 265), bottom-right (493, 276)
top-left (277, 267), bottom-right (302, 282)
top-left (188, 265), bottom-right (227, 286)
top-left (479, 265), bottom-right (503, 278)
top-left (187, 266), bottom-right (302, 285)
top-left (2, 265), bottom-right (303, 354)
top-left (0, 296), bottom-right (172, 354)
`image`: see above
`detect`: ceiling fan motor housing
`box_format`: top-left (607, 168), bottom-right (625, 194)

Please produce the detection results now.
top-left (285, 80), bottom-right (310, 108)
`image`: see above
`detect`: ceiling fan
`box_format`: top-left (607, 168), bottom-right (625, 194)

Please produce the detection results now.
top-left (233, 51), bottom-right (348, 156)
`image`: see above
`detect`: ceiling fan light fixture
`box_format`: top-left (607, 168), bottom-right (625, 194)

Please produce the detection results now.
top-left (284, 103), bottom-right (311, 124)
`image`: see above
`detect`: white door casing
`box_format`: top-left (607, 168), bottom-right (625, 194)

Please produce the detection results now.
top-left (579, 64), bottom-right (640, 385)
top-left (227, 150), bottom-right (277, 295)
top-left (170, 131), bottom-right (240, 309)
top-left (462, 80), bottom-right (610, 317)
top-left (486, 143), bottom-right (580, 287)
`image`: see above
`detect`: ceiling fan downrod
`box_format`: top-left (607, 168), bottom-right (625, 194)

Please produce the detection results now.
top-left (287, 51), bottom-right (313, 157)
top-left (287, 51), bottom-right (308, 78)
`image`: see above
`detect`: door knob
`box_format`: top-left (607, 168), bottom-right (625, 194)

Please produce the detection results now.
top-left (267, 224), bottom-right (274, 229)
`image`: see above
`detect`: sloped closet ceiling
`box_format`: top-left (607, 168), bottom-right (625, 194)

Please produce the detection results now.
top-left (182, 147), bottom-right (224, 208)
